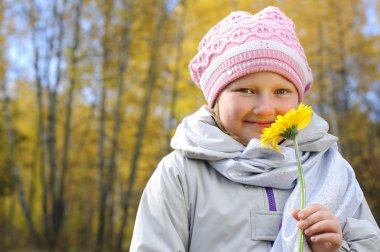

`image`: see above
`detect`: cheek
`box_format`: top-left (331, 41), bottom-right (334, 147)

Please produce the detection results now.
top-left (219, 105), bottom-right (237, 125)
top-left (277, 101), bottom-right (299, 115)
top-left (218, 95), bottom-right (234, 119)
top-left (218, 100), bottom-right (244, 129)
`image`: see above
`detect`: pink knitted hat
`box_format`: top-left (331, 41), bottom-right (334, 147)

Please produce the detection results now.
top-left (189, 6), bottom-right (313, 107)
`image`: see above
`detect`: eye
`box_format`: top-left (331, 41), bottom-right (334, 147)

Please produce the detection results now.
top-left (238, 88), bottom-right (255, 94)
top-left (275, 89), bottom-right (288, 94)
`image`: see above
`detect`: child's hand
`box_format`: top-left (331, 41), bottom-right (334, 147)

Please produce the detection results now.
top-left (292, 204), bottom-right (342, 252)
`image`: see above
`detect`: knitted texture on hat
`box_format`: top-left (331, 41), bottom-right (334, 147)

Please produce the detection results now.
top-left (189, 6), bottom-right (313, 107)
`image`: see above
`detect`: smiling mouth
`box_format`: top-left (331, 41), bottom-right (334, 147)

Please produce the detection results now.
top-left (244, 121), bottom-right (274, 128)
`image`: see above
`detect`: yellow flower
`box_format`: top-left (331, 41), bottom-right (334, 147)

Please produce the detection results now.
top-left (260, 103), bottom-right (313, 151)
top-left (260, 103), bottom-right (312, 252)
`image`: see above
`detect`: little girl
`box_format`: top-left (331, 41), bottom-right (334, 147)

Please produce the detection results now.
top-left (130, 6), bottom-right (380, 252)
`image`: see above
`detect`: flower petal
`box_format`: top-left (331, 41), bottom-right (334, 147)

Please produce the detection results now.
top-left (259, 103), bottom-right (313, 151)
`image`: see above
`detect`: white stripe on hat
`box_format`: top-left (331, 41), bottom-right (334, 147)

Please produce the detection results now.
top-left (199, 39), bottom-right (312, 90)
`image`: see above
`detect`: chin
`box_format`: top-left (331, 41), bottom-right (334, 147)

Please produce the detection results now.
top-left (242, 136), bottom-right (260, 144)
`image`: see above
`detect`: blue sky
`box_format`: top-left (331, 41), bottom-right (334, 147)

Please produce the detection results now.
top-left (363, 0), bottom-right (380, 35)
top-left (167, 0), bottom-right (179, 12)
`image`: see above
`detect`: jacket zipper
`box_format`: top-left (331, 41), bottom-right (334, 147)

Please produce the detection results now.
top-left (265, 187), bottom-right (277, 211)
top-left (265, 187), bottom-right (277, 248)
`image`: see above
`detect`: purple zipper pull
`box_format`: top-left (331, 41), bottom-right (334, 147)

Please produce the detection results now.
top-left (265, 187), bottom-right (277, 212)
top-left (265, 187), bottom-right (279, 247)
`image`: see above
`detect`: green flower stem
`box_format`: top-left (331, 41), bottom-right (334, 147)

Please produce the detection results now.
top-left (294, 138), bottom-right (306, 252)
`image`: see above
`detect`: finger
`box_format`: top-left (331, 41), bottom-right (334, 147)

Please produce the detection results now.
top-left (292, 209), bottom-right (300, 221)
top-left (297, 210), bottom-right (337, 230)
top-left (304, 219), bottom-right (342, 237)
top-left (309, 233), bottom-right (342, 249)
top-left (298, 203), bottom-right (329, 220)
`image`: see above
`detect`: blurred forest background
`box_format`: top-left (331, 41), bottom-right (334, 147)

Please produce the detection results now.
top-left (0, 0), bottom-right (379, 251)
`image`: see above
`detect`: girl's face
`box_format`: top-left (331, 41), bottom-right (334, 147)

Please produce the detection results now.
top-left (217, 71), bottom-right (299, 144)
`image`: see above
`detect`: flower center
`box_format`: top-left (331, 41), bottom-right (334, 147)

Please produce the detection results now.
top-left (280, 125), bottom-right (298, 140)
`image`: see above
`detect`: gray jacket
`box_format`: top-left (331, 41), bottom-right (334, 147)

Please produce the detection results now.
top-left (130, 151), bottom-right (379, 251)
top-left (130, 107), bottom-right (380, 251)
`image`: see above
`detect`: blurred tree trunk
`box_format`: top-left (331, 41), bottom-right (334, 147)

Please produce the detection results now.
top-left (0, 199), bottom-right (3, 248)
top-left (96, 1), bottom-right (114, 251)
top-left (334, 1), bottom-right (352, 157)
top-left (165, 0), bottom-right (188, 153)
top-left (106, 0), bottom-right (134, 248)
top-left (314, 17), bottom-right (340, 139)
top-left (58, 0), bottom-right (83, 246)
top-left (30, 0), bottom-right (50, 243)
top-left (30, 0), bottom-right (68, 247)
top-left (116, 0), bottom-right (166, 250)
top-left (47, 0), bottom-right (66, 246)
top-left (5, 199), bottom-right (16, 247)
top-left (1, 72), bottom-right (41, 247)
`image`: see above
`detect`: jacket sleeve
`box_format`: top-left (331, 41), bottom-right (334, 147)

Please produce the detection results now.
top-left (130, 154), bottom-right (189, 252)
top-left (338, 198), bottom-right (380, 251)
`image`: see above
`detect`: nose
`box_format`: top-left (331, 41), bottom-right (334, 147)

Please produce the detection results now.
top-left (252, 96), bottom-right (275, 116)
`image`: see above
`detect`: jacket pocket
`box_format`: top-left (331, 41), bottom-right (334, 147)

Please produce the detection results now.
top-left (250, 210), bottom-right (283, 241)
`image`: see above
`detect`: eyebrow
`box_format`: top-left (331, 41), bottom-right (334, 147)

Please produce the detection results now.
top-left (229, 80), bottom-right (255, 87)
